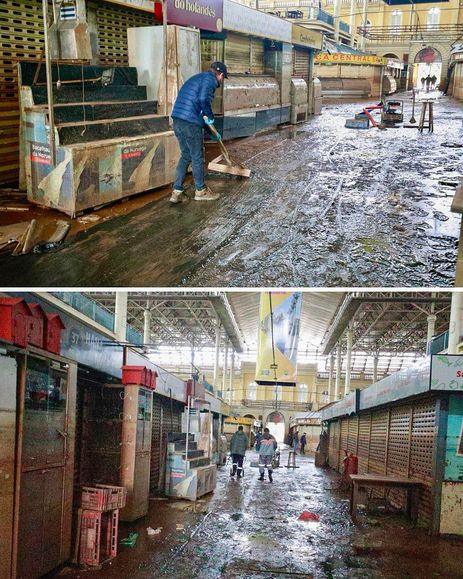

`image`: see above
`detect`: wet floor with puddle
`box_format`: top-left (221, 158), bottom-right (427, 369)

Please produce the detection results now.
top-left (53, 452), bottom-right (463, 579)
top-left (1, 94), bottom-right (461, 287)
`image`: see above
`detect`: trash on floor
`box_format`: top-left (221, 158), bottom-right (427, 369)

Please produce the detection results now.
top-left (147, 526), bottom-right (162, 536)
top-left (298, 511), bottom-right (320, 522)
top-left (120, 532), bottom-right (139, 547)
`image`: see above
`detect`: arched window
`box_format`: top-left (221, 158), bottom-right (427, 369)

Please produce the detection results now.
top-left (427, 8), bottom-right (440, 30)
top-left (391, 10), bottom-right (402, 34)
top-left (248, 381), bottom-right (257, 401)
top-left (298, 383), bottom-right (308, 403)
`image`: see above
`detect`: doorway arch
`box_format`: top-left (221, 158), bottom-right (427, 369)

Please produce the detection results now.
top-left (414, 47), bottom-right (442, 89)
top-left (266, 411), bottom-right (285, 443)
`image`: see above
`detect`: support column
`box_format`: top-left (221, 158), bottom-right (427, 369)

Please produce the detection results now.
top-left (333, 0), bottom-right (341, 43)
top-left (373, 353), bottom-right (379, 384)
top-left (222, 341), bottom-right (229, 394)
top-left (213, 323), bottom-right (221, 389)
top-left (334, 343), bottom-right (342, 400)
top-left (229, 350), bottom-right (235, 404)
top-left (360, 0), bottom-right (368, 50)
top-left (349, 0), bottom-right (355, 47)
top-left (448, 292), bottom-right (463, 354)
top-left (344, 324), bottom-right (353, 397)
top-left (115, 291), bottom-right (128, 343)
top-left (143, 308), bottom-right (151, 350)
top-left (427, 314), bottom-right (437, 350)
top-left (328, 352), bottom-right (335, 402)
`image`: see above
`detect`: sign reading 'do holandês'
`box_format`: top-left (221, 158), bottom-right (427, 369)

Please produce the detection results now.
top-left (165, 0), bottom-right (223, 33)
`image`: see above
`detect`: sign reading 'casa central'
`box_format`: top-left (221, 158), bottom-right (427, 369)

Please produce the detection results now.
top-left (166, 0), bottom-right (223, 32)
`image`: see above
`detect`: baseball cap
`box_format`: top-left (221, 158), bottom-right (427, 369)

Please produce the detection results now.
top-left (211, 61), bottom-right (229, 78)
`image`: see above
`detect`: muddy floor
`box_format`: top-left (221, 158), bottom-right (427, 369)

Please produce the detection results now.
top-left (1, 94), bottom-right (462, 287)
top-left (54, 451), bottom-right (463, 579)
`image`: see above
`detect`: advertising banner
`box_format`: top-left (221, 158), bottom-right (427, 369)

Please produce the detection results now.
top-left (430, 355), bottom-right (463, 391)
top-left (105, 0), bottom-right (155, 11)
top-left (315, 53), bottom-right (387, 66)
top-left (321, 390), bottom-right (359, 421)
top-left (444, 395), bottom-right (463, 481)
top-left (360, 357), bottom-right (430, 410)
top-left (255, 292), bottom-right (302, 386)
top-left (157, 0), bottom-right (223, 32)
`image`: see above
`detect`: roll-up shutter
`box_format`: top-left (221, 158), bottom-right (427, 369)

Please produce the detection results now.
top-left (347, 416), bottom-right (359, 455)
top-left (339, 418), bottom-right (348, 472)
top-left (0, 0), bottom-right (44, 185)
top-left (225, 33), bottom-right (250, 74)
top-left (292, 47), bottom-right (310, 83)
top-left (357, 414), bottom-right (370, 474)
top-left (251, 37), bottom-right (265, 75)
top-left (369, 409), bottom-right (389, 476)
top-left (150, 394), bottom-right (184, 494)
top-left (89, 1), bottom-right (154, 66)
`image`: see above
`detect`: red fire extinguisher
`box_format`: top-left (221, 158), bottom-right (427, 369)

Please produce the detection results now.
top-left (342, 450), bottom-right (358, 481)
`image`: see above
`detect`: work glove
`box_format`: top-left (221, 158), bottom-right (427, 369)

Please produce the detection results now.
top-left (204, 116), bottom-right (215, 126)
top-left (210, 132), bottom-right (222, 141)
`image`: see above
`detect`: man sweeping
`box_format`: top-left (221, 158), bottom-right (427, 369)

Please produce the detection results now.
top-left (257, 428), bottom-right (278, 483)
top-left (170, 62), bottom-right (229, 204)
top-left (230, 425), bottom-right (248, 479)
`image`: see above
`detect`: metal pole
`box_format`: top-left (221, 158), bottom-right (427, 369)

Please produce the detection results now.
top-left (334, 343), bottom-right (341, 400)
top-left (222, 341), bottom-right (228, 394)
top-left (448, 292), bottom-right (463, 354)
top-left (162, 0), bottom-right (168, 117)
top-left (115, 291), bottom-right (128, 343)
top-left (409, 89), bottom-right (416, 123)
top-left (42, 0), bottom-right (57, 166)
top-left (213, 323), bottom-right (220, 389)
top-left (379, 65), bottom-right (384, 101)
top-left (229, 350), bottom-right (235, 404)
top-left (373, 353), bottom-right (379, 384)
top-left (328, 352), bottom-right (334, 402)
top-left (344, 324), bottom-right (353, 397)
top-left (143, 308), bottom-right (151, 351)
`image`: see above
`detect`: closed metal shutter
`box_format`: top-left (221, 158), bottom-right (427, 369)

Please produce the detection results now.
top-left (225, 34), bottom-right (264, 75)
top-left (369, 409), bottom-right (389, 475)
top-left (89, 1), bottom-right (154, 66)
top-left (150, 394), bottom-right (183, 494)
top-left (387, 405), bottom-right (412, 512)
top-left (347, 416), bottom-right (359, 455)
top-left (357, 414), bottom-right (370, 474)
top-left (251, 38), bottom-right (264, 75)
top-left (339, 418), bottom-right (348, 472)
top-left (293, 47), bottom-right (310, 83)
top-left (410, 398), bottom-right (437, 528)
top-left (0, 0), bottom-right (44, 185)
top-left (328, 420), bottom-right (340, 470)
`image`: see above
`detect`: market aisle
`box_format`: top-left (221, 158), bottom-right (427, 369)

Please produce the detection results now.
top-left (55, 451), bottom-right (463, 578)
top-left (1, 95), bottom-right (461, 288)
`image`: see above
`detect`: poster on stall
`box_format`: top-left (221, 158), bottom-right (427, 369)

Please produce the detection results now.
top-left (255, 292), bottom-right (302, 386)
top-left (444, 395), bottom-right (463, 481)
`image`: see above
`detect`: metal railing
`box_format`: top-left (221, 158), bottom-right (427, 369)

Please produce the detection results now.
top-left (316, 8), bottom-right (334, 26)
top-left (240, 399), bottom-right (313, 411)
top-left (358, 23), bottom-right (463, 42)
top-left (339, 20), bottom-right (350, 34)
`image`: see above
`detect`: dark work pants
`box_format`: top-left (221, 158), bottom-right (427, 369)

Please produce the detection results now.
top-left (231, 453), bottom-right (244, 476)
top-left (172, 117), bottom-right (205, 191)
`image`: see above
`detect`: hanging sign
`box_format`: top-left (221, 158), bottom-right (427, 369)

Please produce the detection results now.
top-left (321, 390), bottom-right (359, 421)
top-left (430, 355), bottom-right (463, 391)
top-left (223, 0), bottom-right (291, 42)
top-left (292, 24), bottom-right (323, 50)
top-left (255, 292), bottom-right (302, 386)
top-left (155, 0), bottom-right (223, 32)
top-left (315, 53), bottom-right (387, 66)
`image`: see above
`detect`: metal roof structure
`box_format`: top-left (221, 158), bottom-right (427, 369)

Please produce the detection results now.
top-left (85, 291), bottom-right (452, 375)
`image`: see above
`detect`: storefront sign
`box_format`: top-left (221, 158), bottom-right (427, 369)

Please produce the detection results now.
top-left (104, 0), bottom-right (155, 12)
top-left (223, 0), bottom-right (291, 42)
top-left (321, 391), bottom-right (358, 421)
top-left (256, 292), bottom-right (302, 386)
top-left (360, 358), bottom-right (430, 410)
top-left (431, 355), bottom-right (463, 391)
top-left (315, 53), bottom-right (387, 66)
top-left (163, 0), bottom-right (223, 32)
top-left (292, 24), bottom-right (323, 51)
top-left (444, 395), bottom-right (463, 481)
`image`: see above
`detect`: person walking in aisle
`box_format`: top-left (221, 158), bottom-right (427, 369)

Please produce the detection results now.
top-left (258, 428), bottom-right (278, 482)
top-left (230, 425), bottom-right (248, 479)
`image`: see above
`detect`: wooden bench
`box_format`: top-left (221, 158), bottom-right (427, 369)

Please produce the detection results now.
top-left (349, 474), bottom-right (423, 524)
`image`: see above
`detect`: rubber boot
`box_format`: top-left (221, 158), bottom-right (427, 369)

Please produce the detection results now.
top-left (268, 470), bottom-right (273, 483)
top-left (258, 473), bottom-right (264, 481)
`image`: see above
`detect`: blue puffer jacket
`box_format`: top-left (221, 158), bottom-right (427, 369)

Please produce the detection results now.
top-left (171, 71), bottom-right (219, 127)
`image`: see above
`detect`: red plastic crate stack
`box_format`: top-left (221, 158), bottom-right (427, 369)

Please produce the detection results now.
top-left (78, 485), bottom-right (126, 567)
top-left (122, 365), bottom-right (158, 389)
top-left (0, 297), bottom-right (65, 355)
top-left (79, 509), bottom-right (119, 567)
